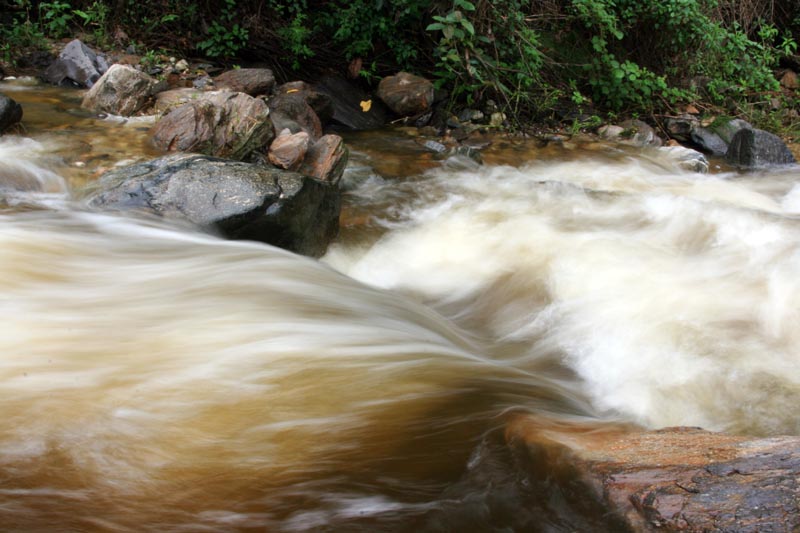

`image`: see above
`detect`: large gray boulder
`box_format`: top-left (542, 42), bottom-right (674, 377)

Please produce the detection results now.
top-left (85, 153), bottom-right (340, 257)
top-left (0, 94), bottom-right (22, 133)
top-left (42, 39), bottom-right (108, 88)
top-left (152, 91), bottom-right (274, 160)
top-left (690, 126), bottom-right (728, 156)
top-left (725, 128), bottom-right (796, 168)
top-left (81, 64), bottom-right (161, 116)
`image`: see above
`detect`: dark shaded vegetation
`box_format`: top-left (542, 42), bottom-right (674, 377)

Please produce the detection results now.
top-left (2, 0), bottom-right (800, 134)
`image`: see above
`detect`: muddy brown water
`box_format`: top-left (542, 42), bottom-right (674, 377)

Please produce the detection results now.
top-left (2, 78), bottom-right (800, 531)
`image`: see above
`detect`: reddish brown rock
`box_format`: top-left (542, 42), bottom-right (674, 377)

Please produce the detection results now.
top-left (268, 129), bottom-right (310, 170)
top-left (152, 90), bottom-right (274, 160)
top-left (377, 72), bottom-right (434, 116)
top-left (213, 68), bottom-right (275, 96)
top-left (298, 134), bottom-right (347, 184)
top-left (780, 70), bottom-right (798, 90)
top-left (507, 415), bottom-right (800, 532)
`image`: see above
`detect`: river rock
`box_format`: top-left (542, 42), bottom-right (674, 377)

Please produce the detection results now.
top-left (42, 39), bottom-right (108, 88)
top-left (298, 134), bottom-right (348, 184)
top-left (152, 88), bottom-right (203, 114)
top-left (268, 129), bottom-right (310, 170)
top-left (659, 146), bottom-right (709, 173)
top-left (725, 128), bottom-right (796, 168)
top-left (152, 90), bottom-right (274, 160)
top-left (214, 68), bottom-right (275, 96)
top-left (780, 70), bottom-right (798, 89)
top-left (267, 91), bottom-right (322, 141)
top-left (663, 115), bottom-right (698, 142)
top-left (81, 64), bottom-right (161, 116)
top-left (619, 119), bottom-right (662, 147)
top-left (0, 94), bottom-right (23, 133)
top-left (313, 75), bottom-right (388, 130)
top-left (275, 82), bottom-right (334, 124)
top-left (377, 72), bottom-right (435, 116)
top-left (86, 153), bottom-right (340, 257)
top-left (708, 118), bottom-right (752, 145)
top-left (508, 416), bottom-right (800, 532)
top-left (690, 127), bottom-right (727, 155)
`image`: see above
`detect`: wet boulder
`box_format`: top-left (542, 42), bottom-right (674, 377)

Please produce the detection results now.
top-left (268, 129), bottom-right (310, 171)
top-left (86, 153), bottom-right (341, 257)
top-left (660, 146), bottom-right (709, 173)
top-left (81, 64), bottom-right (161, 116)
top-left (214, 68), bottom-right (276, 96)
top-left (152, 88), bottom-right (203, 114)
top-left (377, 72), bottom-right (435, 116)
top-left (267, 91), bottom-right (322, 141)
top-left (709, 118), bottom-right (752, 145)
top-left (152, 90), bottom-right (274, 160)
top-left (0, 94), bottom-right (23, 133)
top-left (43, 39), bottom-right (108, 88)
top-left (275, 81), bottom-right (334, 124)
top-left (298, 134), bottom-right (348, 184)
top-left (725, 128), bottom-right (796, 168)
top-left (690, 126), bottom-right (727, 155)
top-left (508, 416), bottom-right (800, 532)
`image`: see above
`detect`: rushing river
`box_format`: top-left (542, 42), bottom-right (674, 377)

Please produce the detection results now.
top-left (2, 79), bottom-right (800, 531)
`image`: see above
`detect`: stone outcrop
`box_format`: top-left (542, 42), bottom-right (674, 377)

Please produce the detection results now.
top-left (725, 128), bottom-right (796, 168)
top-left (213, 68), bottom-right (276, 96)
top-left (85, 153), bottom-right (340, 257)
top-left (42, 39), bottom-right (108, 88)
top-left (0, 94), bottom-right (23, 133)
top-left (377, 72), bottom-right (435, 116)
top-left (508, 415), bottom-right (800, 532)
top-left (267, 91), bottom-right (322, 140)
top-left (152, 90), bottom-right (274, 160)
top-left (268, 129), bottom-right (310, 171)
top-left (152, 88), bottom-right (203, 114)
top-left (81, 64), bottom-right (161, 116)
top-left (298, 134), bottom-right (348, 184)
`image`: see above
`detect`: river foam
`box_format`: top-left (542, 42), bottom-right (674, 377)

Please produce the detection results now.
top-left (326, 153), bottom-right (800, 436)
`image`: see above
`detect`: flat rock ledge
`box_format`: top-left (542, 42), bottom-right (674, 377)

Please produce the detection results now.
top-left (85, 153), bottom-right (340, 257)
top-left (507, 415), bottom-right (800, 532)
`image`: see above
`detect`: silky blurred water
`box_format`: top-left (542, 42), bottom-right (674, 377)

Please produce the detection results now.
top-left (1, 80), bottom-right (799, 531)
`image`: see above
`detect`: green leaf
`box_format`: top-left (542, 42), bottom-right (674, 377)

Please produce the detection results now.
top-left (426, 22), bottom-right (445, 31)
top-left (461, 20), bottom-right (474, 35)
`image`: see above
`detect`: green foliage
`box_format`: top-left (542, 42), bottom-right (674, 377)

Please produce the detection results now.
top-left (197, 0), bottom-right (248, 58)
top-left (276, 13), bottom-right (314, 70)
top-left (73, 1), bottom-right (110, 47)
top-left (39, 1), bottom-right (73, 38)
top-left (426, 0), bottom-right (544, 117)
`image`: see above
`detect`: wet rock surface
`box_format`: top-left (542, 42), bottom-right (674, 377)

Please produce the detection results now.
top-left (43, 39), bottom-right (108, 88)
top-left (267, 91), bottom-right (322, 140)
top-left (213, 68), bottom-right (275, 96)
top-left (86, 153), bottom-right (340, 256)
top-left (725, 128), bottom-right (796, 168)
top-left (152, 90), bottom-right (274, 160)
top-left (508, 416), bottom-right (800, 532)
top-left (0, 94), bottom-right (23, 133)
top-left (81, 64), bottom-right (161, 116)
top-left (377, 72), bottom-right (435, 117)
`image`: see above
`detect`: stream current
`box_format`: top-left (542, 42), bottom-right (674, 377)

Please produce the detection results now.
top-left (2, 79), bottom-right (800, 531)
